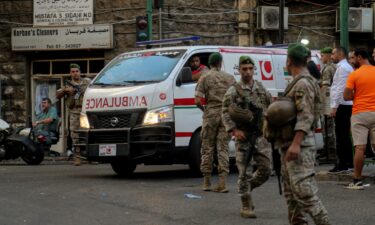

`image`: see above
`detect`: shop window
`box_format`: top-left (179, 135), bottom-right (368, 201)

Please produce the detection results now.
top-left (52, 61), bottom-right (88, 74)
top-left (89, 60), bottom-right (105, 74)
top-left (33, 61), bottom-right (50, 75)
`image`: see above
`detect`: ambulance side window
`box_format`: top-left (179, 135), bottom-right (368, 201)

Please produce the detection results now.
top-left (183, 53), bottom-right (212, 83)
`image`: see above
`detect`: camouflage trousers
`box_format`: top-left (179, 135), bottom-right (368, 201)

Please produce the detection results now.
top-left (321, 115), bottom-right (336, 156)
top-left (280, 146), bottom-right (330, 225)
top-left (69, 112), bottom-right (80, 152)
top-left (236, 136), bottom-right (271, 196)
top-left (200, 116), bottom-right (230, 176)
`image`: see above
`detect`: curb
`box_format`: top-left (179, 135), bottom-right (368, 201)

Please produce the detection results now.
top-left (316, 168), bottom-right (375, 183)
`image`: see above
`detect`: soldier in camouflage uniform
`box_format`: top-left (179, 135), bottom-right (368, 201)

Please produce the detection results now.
top-left (56, 63), bottom-right (91, 166)
top-left (222, 56), bottom-right (272, 218)
top-left (270, 44), bottom-right (330, 225)
top-left (319, 47), bottom-right (337, 160)
top-left (195, 52), bottom-right (236, 192)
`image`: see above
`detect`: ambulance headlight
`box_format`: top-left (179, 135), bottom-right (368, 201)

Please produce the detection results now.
top-left (143, 105), bottom-right (174, 125)
top-left (80, 113), bottom-right (90, 129)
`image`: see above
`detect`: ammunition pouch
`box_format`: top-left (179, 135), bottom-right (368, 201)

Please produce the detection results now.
top-left (228, 103), bottom-right (253, 124)
top-left (263, 118), bottom-right (295, 143)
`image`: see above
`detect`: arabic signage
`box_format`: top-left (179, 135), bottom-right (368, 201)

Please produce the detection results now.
top-left (12, 25), bottom-right (113, 51)
top-left (33, 0), bottom-right (93, 26)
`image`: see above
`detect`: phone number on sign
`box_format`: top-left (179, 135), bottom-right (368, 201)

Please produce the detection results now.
top-left (65, 43), bottom-right (82, 49)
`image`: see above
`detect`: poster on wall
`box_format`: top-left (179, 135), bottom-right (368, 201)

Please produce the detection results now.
top-left (12, 25), bottom-right (113, 51)
top-left (33, 0), bottom-right (93, 26)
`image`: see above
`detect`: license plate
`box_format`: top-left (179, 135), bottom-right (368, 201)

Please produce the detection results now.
top-left (99, 144), bottom-right (116, 156)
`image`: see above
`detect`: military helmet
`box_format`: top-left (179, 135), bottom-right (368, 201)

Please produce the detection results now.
top-left (265, 97), bottom-right (296, 127)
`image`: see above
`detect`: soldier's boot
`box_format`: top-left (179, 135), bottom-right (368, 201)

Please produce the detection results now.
top-left (212, 175), bottom-right (229, 193)
top-left (74, 156), bottom-right (81, 166)
top-left (202, 176), bottom-right (211, 191)
top-left (73, 147), bottom-right (81, 166)
top-left (240, 194), bottom-right (256, 218)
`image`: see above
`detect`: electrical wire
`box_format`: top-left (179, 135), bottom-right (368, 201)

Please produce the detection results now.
top-left (160, 9), bottom-right (254, 16)
top-left (0, 20), bottom-right (33, 26)
top-left (289, 23), bottom-right (335, 38)
top-left (162, 18), bottom-right (236, 25)
top-left (289, 9), bottom-right (337, 16)
top-left (162, 31), bottom-right (237, 38)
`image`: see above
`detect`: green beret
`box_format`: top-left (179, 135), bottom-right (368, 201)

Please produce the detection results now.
top-left (208, 52), bottom-right (223, 65)
top-left (70, 63), bottom-right (80, 69)
top-left (239, 56), bottom-right (255, 65)
top-left (320, 47), bottom-right (333, 54)
top-left (288, 43), bottom-right (308, 60)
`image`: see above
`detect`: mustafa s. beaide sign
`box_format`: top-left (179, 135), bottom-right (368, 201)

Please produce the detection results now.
top-left (33, 0), bottom-right (93, 26)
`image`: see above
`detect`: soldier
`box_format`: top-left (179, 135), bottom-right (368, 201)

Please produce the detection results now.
top-left (264, 44), bottom-right (330, 225)
top-left (222, 56), bottom-right (272, 218)
top-left (56, 63), bottom-right (91, 166)
top-left (319, 47), bottom-right (336, 160)
top-left (195, 52), bottom-right (236, 192)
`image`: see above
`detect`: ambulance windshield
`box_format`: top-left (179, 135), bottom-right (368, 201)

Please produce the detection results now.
top-left (93, 50), bottom-right (186, 86)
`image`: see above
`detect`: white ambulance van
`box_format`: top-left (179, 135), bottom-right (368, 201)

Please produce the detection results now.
top-left (76, 46), bottom-right (323, 176)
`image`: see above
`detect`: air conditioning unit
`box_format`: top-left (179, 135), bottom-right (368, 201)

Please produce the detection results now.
top-left (257, 6), bottom-right (288, 30)
top-left (336, 7), bottom-right (373, 32)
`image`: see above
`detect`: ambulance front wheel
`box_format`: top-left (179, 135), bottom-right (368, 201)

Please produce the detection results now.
top-left (110, 159), bottom-right (137, 177)
top-left (188, 131), bottom-right (202, 176)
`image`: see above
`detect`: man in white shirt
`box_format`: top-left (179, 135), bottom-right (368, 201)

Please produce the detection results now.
top-left (329, 47), bottom-right (354, 173)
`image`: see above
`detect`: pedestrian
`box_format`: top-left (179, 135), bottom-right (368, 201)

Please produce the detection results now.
top-left (190, 55), bottom-right (209, 82)
top-left (344, 48), bottom-right (375, 190)
top-left (348, 50), bottom-right (356, 69)
top-left (222, 56), bottom-right (272, 218)
top-left (329, 46), bottom-right (354, 173)
top-left (319, 47), bottom-right (336, 160)
top-left (307, 49), bottom-right (321, 80)
top-left (56, 63), bottom-right (91, 166)
top-left (33, 97), bottom-right (59, 145)
top-left (195, 52), bottom-right (236, 192)
top-left (264, 44), bottom-right (330, 225)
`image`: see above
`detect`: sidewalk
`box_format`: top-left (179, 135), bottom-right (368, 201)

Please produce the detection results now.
top-left (0, 156), bottom-right (73, 166)
top-left (2, 157), bottom-right (375, 183)
top-left (316, 163), bottom-right (375, 183)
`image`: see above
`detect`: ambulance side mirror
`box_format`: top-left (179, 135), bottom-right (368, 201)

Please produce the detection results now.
top-left (176, 67), bottom-right (192, 86)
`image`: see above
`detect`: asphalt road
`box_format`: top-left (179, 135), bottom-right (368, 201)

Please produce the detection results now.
top-left (0, 164), bottom-right (374, 225)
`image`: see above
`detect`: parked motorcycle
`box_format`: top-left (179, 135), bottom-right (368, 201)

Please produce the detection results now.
top-left (0, 118), bottom-right (60, 165)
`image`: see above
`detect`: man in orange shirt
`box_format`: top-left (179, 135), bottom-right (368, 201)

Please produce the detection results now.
top-left (344, 48), bottom-right (375, 190)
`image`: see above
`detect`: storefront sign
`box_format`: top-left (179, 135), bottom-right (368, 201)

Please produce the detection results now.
top-left (12, 25), bottom-right (113, 51)
top-left (33, 0), bottom-right (93, 26)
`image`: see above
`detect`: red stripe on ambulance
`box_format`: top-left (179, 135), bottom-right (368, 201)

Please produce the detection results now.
top-left (174, 98), bottom-right (206, 106)
top-left (175, 132), bottom-right (193, 137)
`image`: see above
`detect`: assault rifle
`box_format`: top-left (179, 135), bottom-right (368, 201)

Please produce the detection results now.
top-left (272, 142), bottom-right (282, 195)
top-left (65, 80), bottom-right (81, 100)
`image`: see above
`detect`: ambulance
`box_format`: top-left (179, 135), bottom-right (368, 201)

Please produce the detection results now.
top-left (75, 45), bottom-right (323, 176)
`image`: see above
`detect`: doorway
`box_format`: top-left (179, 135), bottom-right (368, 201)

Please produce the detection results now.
top-left (31, 58), bottom-right (104, 154)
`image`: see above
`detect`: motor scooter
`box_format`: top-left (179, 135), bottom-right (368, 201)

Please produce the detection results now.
top-left (0, 118), bottom-right (60, 165)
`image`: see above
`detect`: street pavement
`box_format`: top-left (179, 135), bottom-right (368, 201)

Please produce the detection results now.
top-left (0, 163), bottom-right (375, 225)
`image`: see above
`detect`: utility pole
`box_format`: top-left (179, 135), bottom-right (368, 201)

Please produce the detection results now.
top-left (340, 0), bottom-right (349, 50)
top-left (146, 0), bottom-right (153, 40)
top-left (279, 0), bottom-right (284, 44)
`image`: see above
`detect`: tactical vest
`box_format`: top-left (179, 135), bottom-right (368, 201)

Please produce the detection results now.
top-left (232, 81), bottom-right (264, 135)
top-left (65, 78), bottom-right (90, 112)
top-left (263, 74), bottom-right (321, 142)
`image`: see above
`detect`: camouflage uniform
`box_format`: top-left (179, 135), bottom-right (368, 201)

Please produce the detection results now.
top-left (276, 70), bottom-right (330, 225)
top-left (58, 78), bottom-right (91, 151)
top-left (320, 62), bottom-right (336, 158)
top-left (195, 67), bottom-right (236, 177)
top-left (222, 80), bottom-right (272, 196)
